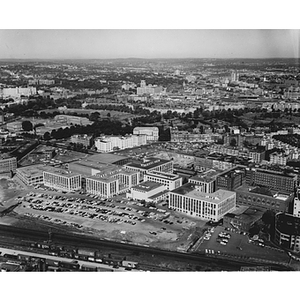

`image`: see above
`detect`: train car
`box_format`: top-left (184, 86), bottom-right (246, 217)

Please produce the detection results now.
top-left (96, 266), bottom-right (114, 272)
top-left (3, 253), bottom-right (19, 260)
top-left (45, 259), bottom-right (60, 267)
top-left (59, 261), bottom-right (80, 270)
top-left (47, 266), bottom-right (60, 272)
top-left (122, 261), bottom-right (138, 269)
top-left (18, 254), bottom-right (31, 262)
top-left (81, 264), bottom-right (97, 272)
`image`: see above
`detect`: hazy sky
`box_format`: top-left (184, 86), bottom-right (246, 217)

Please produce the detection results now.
top-left (0, 29), bottom-right (299, 59)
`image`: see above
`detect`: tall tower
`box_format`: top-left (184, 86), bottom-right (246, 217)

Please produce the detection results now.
top-left (140, 80), bottom-right (146, 88)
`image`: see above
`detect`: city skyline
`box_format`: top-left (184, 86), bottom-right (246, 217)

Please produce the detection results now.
top-left (0, 29), bottom-right (299, 60)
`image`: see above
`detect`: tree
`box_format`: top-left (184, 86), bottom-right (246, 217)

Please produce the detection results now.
top-left (22, 120), bottom-right (33, 132)
top-left (230, 138), bottom-right (237, 147)
top-left (107, 112), bottom-right (111, 118)
top-left (43, 132), bottom-right (51, 140)
top-left (262, 210), bottom-right (275, 226)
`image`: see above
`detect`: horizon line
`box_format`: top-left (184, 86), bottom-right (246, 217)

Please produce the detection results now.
top-left (0, 57), bottom-right (300, 61)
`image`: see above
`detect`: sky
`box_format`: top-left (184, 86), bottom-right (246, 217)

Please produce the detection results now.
top-left (0, 29), bottom-right (299, 60)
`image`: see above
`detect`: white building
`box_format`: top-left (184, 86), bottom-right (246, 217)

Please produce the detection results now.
top-left (95, 134), bottom-right (147, 152)
top-left (144, 171), bottom-right (182, 191)
top-left (16, 164), bottom-right (48, 186)
top-left (270, 152), bottom-right (288, 166)
top-left (169, 183), bottom-right (236, 221)
top-left (127, 181), bottom-right (167, 202)
top-left (125, 158), bottom-right (173, 182)
top-left (86, 176), bottom-right (119, 198)
top-left (133, 127), bottom-right (159, 141)
top-left (0, 86), bottom-right (36, 99)
top-left (188, 175), bottom-right (216, 194)
top-left (43, 169), bottom-right (81, 192)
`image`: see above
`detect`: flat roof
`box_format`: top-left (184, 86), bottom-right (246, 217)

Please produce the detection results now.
top-left (44, 166), bottom-right (81, 177)
top-left (86, 153), bottom-right (129, 164)
top-left (132, 181), bottom-right (164, 192)
top-left (17, 164), bottom-right (51, 177)
top-left (236, 185), bottom-right (291, 201)
top-left (146, 171), bottom-right (179, 180)
top-left (126, 158), bottom-right (171, 170)
top-left (86, 175), bottom-right (117, 183)
top-left (171, 183), bottom-right (235, 204)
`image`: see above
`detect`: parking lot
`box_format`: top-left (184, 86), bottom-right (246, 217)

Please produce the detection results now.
top-left (196, 226), bottom-right (290, 263)
top-left (13, 189), bottom-right (201, 250)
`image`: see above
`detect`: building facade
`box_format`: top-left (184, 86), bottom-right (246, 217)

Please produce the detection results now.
top-left (0, 156), bottom-right (17, 174)
top-left (144, 171), bottom-right (182, 191)
top-left (43, 169), bottom-right (81, 192)
top-left (127, 181), bottom-right (166, 202)
top-left (169, 183), bottom-right (236, 221)
top-left (235, 185), bottom-right (292, 213)
top-left (124, 158), bottom-right (173, 182)
top-left (275, 212), bottom-right (300, 252)
top-left (246, 167), bottom-right (297, 193)
top-left (133, 127), bottom-right (159, 141)
top-left (86, 176), bottom-right (119, 197)
top-left (95, 134), bottom-right (147, 152)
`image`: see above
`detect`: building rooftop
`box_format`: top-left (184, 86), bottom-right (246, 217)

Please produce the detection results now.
top-left (146, 170), bottom-right (179, 180)
top-left (86, 153), bottom-right (130, 164)
top-left (171, 183), bottom-right (235, 204)
top-left (126, 158), bottom-right (171, 170)
top-left (236, 184), bottom-right (291, 201)
top-left (132, 181), bottom-right (164, 192)
top-left (44, 166), bottom-right (81, 177)
top-left (17, 164), bottom-right (53, 177)
top-left (87, 175), bottom-right (118, 183)
top-left (225, 205), bottom-right (264, 224)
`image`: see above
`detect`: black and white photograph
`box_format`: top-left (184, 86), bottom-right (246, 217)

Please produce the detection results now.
top-left (0, 1), bottom-right (299, 299)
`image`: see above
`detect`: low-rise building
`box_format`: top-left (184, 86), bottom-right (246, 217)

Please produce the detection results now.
top-left (169, 183), bottom-right (236, 221)
top-left (16, 164), bottom-right (48, 186)
top-left (223, 205), bottom-right (264, 232)
top-left (127, 181), bottom-right (167, 202)
top-left (235, 185), bottom-right (292, 213)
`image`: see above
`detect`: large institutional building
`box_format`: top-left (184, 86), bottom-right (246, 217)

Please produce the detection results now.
top-left (144, 171), bottom-right (182, 191)
top-left (169, 183), bottom-right (236, 221)
top-left (16, 164), bottom-right (49, 186)
top-left (246, 167), bottom-right (297, 193)
top-left (124, 158), bottom-right (173, 182)
top-left (133, 127), bottom-right (159, 141)
top-left (0, 86), bottom-right (36, 99)
top-left (127, 181), bottom-right (167, 203)
top-left (136, 80), bottom-right (163, 96)
top-left (54, 115), bottom-right (91, 126)
top-left (95, 134), bottom-right (147, 152)
top-left (43, 168), bottom-right (82, 192)
top-left (69, 159), bottom-right (140, 197)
